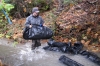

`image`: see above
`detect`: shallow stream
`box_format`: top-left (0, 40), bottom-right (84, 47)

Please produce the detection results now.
top-left (0, 39), bottom-right (99, 66)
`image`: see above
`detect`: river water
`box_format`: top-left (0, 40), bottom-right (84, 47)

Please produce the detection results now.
top-left (0, 39), bottom-right (99, 66)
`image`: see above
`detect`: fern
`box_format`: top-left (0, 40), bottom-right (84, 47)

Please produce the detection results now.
top-left (0, 0), bottom-right (14, 33)
top-left (0, 0), bottom-right (14, 12)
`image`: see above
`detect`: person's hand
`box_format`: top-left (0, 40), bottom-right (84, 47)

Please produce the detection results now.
top-left (43, 24), bottom-right (47, 27)
top-left (29, 25), bottom-right (32, 28)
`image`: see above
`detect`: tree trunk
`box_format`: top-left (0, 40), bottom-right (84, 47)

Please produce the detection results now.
top-left (58, 0), bottom-right (64, 11)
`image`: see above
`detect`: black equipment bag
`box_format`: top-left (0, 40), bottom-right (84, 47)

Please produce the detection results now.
top-left (59, 55), bottom-right (84, 66)
top-left (23, 25), bottom-right (53, 40)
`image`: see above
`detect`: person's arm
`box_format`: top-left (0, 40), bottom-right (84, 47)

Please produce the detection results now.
top-left (25, 17), bottom-right (32, 28)
top-left (41, 19), bottom-right (47, 27)
top-left (40, 16), bottom-right (44, 27)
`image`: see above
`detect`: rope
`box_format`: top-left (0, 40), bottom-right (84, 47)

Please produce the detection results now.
top-left (2, 8), bottom-right (12, 24)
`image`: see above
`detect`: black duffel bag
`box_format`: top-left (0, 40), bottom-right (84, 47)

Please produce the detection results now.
top-left (59, 55), bottom-right (84, 66)
top-left (23, 25), bottom-right (53, 40)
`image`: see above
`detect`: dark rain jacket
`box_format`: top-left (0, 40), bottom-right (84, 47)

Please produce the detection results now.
top-left (25, 14), bottom-right (44, 27)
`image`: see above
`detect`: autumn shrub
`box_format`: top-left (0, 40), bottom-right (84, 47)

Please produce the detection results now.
top-left (0, 0), bottom-right (14, 36)
top-left (0, 13), bottom-right (8, 32)
top-left (32, 0), bottom-right (53, 11)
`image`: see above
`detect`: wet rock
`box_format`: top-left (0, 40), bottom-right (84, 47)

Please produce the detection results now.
top-left (59, 55), bottom-right (84, 66)
top-left (0, 60), bottom-right (3, 66)
top-left (0, 60), bottom-right (8, 66)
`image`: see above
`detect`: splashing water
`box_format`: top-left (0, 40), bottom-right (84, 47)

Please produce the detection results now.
top-left (18, 45), bottom-right (49, 61)
top-left (0, 39), bottom-right (99, 66)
